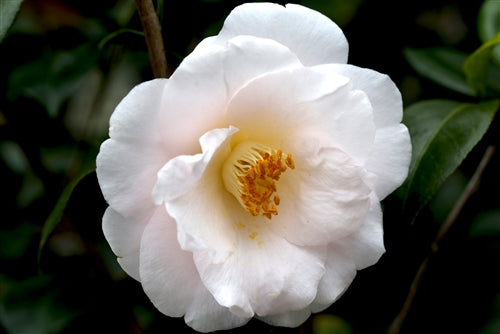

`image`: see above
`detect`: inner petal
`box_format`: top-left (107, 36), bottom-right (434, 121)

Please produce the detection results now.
top-left (222, 140), bottom-right (295, 219)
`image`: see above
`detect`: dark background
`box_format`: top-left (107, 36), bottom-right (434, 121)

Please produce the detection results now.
top-left (1, 0), bottom-right (499, 333)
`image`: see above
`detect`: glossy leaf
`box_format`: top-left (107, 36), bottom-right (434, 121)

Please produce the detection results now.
top-left (404, 47), bottom-right (473, 96)
top-left (38, 166), bottom-right (95, 269)
top-left (399, 99), bottom-right (499, 218)
top-left (478, 0), bottom-right (500, 43)
top-left (0, 0), bottom-right (24, 42)
top-left (464, 32), bottom-right (500, 97)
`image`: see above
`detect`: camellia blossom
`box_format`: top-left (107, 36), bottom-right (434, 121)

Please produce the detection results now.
top-left (97, 2), bottom-right (411, 332)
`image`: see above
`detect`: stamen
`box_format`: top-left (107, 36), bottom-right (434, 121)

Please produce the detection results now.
top-left (222, 141), bottom-right (295, 219)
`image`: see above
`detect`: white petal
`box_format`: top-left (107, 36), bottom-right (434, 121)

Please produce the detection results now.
top-left (184, 285), bottom-right (250, 332)
top-left (156, 35), bottom-right (302, 158)
top-left (366, 125), bottom-right (412, 199)
top-left (140, 207), bottom-right (198, 317)
top-left (320, 64), bottom-right (411, 198)
top-left (96, 79), bottom-right (170, 222)
top-left (139, 207), bottom-right (248, 331)
top-left (107, 79), bottom-right (168, 143)
top-left (217, 3), bottom-right (348, 66)
top-left (102, 207), bottom-right (146, 280)
top-left (157, 42), bottom-right (229, 157)
top-left (337, 194), bottom-right (385, 270)
top-left (310, 194), bottom-right (384, 312)
top-left (193, 228), bottom-right (326, 318)
top-left (309, 246), bottom-right (357, 312)
top-left (226, 65), bottom-right (375, 165)
top-left (153, 127), bottom-right (239, 258)
top-left (324, 64), bottom-right (403, 128)
top-left (222, 35), bottom-right (302, 98)
top-left (258, 308), bottom-right (312, 327)
top-left (270, 136), bottom-right (372, 246)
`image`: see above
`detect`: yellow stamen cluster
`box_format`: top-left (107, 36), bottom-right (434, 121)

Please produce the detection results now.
top-left (222, 141), bottom-right (295, 219)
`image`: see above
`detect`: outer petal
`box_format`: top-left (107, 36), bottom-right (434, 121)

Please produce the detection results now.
top-left (336, 194), bottom-right (385, 271)
top-left (96, 79), bottom-right (170, 222)
top-left (102, 207), bottom-right (146, 280)
top-left (321, 64), bottom-right (411, 198)
top-left (158, 35), bottom-right (302, 158)
top-left (271, 136), bottom-right (372, 246)
top-left (193, 228), bottom-right (326, 318)
top-left (366, 125), bottom-right (412, 199)
top-left (325, 64), bottom-right (403, 128)
top-left (226, 66), bottom-right (376, 165)
top-left (258, 308), bottom-right (312, 328)
top-left (216, 3), bottom-right (348, 66)
top-left (310, 194), bottom-right (385, 312)
top-left (139, 207), bottom-right (249, 332)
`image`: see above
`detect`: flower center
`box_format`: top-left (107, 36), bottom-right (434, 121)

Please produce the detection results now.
top-left (222, 141), bottom-right (295, 219)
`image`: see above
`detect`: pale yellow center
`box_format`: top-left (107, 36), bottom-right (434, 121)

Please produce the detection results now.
top-left (222, 141), bottom-right (295, 219)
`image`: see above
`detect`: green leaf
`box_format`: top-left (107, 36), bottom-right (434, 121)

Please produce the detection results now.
top-left (478, 0), bottom-right (500, 43)
top-left (404, 47), bottom-right (474, 96)
top-left (38, 166), bottom-right (95, 270)
top-left (0, 0), bottom-right (24, 42)
top-left (399, 99), bottom-right (499, 219)
top-left (464, 32), bottom-right (500, 97)
top-left (0, 276), bottom-right (78, 334)
top-left (7, 43), bottom-right (98, 116)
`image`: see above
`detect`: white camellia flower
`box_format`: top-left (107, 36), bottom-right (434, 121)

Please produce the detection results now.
top-left (97, 2), bottom-right (411, 332)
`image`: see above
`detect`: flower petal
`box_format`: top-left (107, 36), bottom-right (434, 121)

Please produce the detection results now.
top-left (96, 79), bottom-right (170, 222)
top-left (222, 35), bottom-right (302, 98)
top-left (258, 308), bottom-right (312, 328)
top-left (193, 227), bottom-right (326, 318)
top-left (271, 136), bottom-right (372, 246)
top-left (324, 64), bottom-right (403, 128)
top-left (226, 65), bottom-right (375, 165)
top-left (318, 64), bottom-right (411, 198)
top-left (217, 3), bottom-right (348, 65)
top-left (153, 127), bottom-right (239, 258)
top-left (310, 194), bottom-right (384, 312)
top-left (156, 35), bottom-right (303, 158)
top-left (338, 194), bottom-right (385, 270)
top-left (140, 207), bottom-right (198, 317)
top-left (102, 207), bottom-right (146, 280)
top-left (184, 285), bottom-right (250, 332)
top-left (366, 125), bottom-right (412, 199)
top-left (139, 206), bottom-right (249, 332)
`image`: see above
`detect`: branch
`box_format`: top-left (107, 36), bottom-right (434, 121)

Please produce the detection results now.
top-left (135, 0), bottom-right (168, 78)
top-left (388, 145), bottom-right (496, 334)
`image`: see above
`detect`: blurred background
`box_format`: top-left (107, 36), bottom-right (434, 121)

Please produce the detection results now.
top-left (1, 0), bottom-right (499, 333)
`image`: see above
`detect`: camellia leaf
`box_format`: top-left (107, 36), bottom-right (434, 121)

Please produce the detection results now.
top-left (478, 0), bottom-right (500, 43)
top-left (0, 0), bottom-right (24, 42)
top-left (399, 99), bottom-right (499, 219)
top-left (404, 47), bottom-right (474, 96)
top-left (38, 166), bottom-right (95, 270)
top-left (464, 32), bottom-right (500, 97)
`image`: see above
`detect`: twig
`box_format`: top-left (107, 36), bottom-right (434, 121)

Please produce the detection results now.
top-left (388, 145), bottom-right (496, 334)
top-left (134, 0), bottom-right (168, 78)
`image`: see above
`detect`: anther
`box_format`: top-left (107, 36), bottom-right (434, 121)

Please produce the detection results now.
top-left (222, 141), bottom-right (295, 219)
